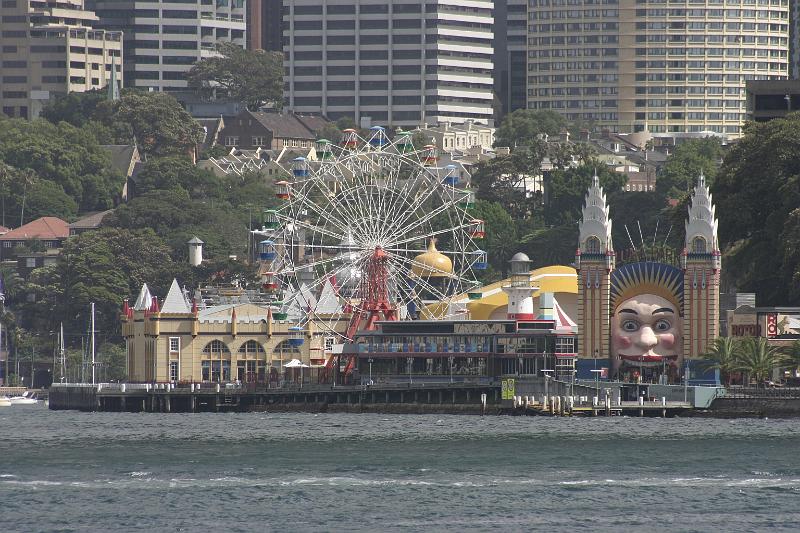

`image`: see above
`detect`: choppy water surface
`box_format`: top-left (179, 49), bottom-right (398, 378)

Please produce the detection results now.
top-left (1, 406), bottom-right (799, 531)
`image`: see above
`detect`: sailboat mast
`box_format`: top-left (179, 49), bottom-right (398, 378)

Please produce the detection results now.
top-left (91, 302), bottom-right (96, 385)
top-left (60, 322), bottom-right (65, 383)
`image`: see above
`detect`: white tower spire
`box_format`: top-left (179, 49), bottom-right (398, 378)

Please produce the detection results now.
top-left (578, 172), bottom-right (613, 254)
top-left (684, 172), bottom-right (719, 253)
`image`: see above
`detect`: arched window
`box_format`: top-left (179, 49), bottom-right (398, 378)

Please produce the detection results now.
top-left (585, 236), bottom-right (601, 254)
top-left (202, 340), bottom-right (230, 355)
top-left (238, 340), bottom-right (266, 356)
top-left (691, 236), bottom-right (707, 253)
top-left (275, 340), bottom-right (300, 356)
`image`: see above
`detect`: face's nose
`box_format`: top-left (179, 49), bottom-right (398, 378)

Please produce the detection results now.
top-left (635, 326), bottom-right (658, 350)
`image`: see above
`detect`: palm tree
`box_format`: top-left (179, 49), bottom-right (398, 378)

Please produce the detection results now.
top-left (700, 336), bottom-right (742, 385)
top-left (737, 337), bottom-right (784, 386)
top-left (782, 339), bottom-right (800, 379)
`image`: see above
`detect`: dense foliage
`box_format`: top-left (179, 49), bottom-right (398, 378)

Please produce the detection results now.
top-left (187, 42), bottom-right (283, 111)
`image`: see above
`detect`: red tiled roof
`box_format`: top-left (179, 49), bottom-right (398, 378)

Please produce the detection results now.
top-left (0, 226), bottom-right (9, 234)
top-left (0, 217), bottom-right (69, 240)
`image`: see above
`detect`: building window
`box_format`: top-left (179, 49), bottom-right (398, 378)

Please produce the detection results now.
top-left (238, 340), bottom-right (265, 356)
top-left (202, 340), bottom-right (230, 355)
top-left (224, 136), bottom-right (238, 146)
top-left (691, 236), bottom-right (707, 253)
top-left (584, 236), bottom-right (601, 254)
top-left (169, 337), bottom-right (180, 353)
top-left (169, 360), bottom-right (179, 381)
top-left (251, 136), bottom-right (266, 147)
top-left (25, 258), bottom-right (36, 268)
top-left (555, 337), bottom-right (576, 354)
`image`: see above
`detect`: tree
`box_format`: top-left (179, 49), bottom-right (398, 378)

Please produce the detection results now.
top-left (494, 109), bottom-right (567, 148)
top-left (99, 342), bottom-right (127, 381)
top-left (58, 228), bottom-right (175, 336)
top-left (20, 179), bottom-right (78, 221)
top-left (782, 339), bottom-right (800, 379)
top-left (545, 162), bottom-right (627, 226)
top-left (470, 201), bottom-right (518, 279)
top-left (0, 117), bottom-right (123, 213)
top-left (40, 90), bottom-right (107, 128)
top-left (736, 337), bottom-right (784, 385)
top-left (93, 92), bottom-right (204, 157)
top-left (657, 137), bottom-right (723, 200)
top-left (713, 113), bottom-right (800, 304)
top-left (187, 43), bottom-right (283, 111)
top-left (134, 156), bottom-right (222, 200)
top-left (700, 336), bottom-right (742, 385)
top-left (471, 146), bottom-right (546, 221)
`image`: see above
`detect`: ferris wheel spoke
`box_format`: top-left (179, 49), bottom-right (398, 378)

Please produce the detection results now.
top-left (387, 212), bottom-right (471, 249)
top-left (383, 173), bottom-right (449, 238)
top-left (281, 217), bottom-right (346, 243)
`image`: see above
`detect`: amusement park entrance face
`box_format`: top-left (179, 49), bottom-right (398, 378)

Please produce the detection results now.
top-left (610, 293), bottom-right (682, 376)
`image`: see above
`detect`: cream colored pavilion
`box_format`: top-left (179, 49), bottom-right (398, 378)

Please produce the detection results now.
top-left (122, 280), bottom-right (343, 384)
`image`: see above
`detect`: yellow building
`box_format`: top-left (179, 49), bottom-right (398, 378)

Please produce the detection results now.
top-left (425, 265), bottom-right (578, 321)
top-left (122, 280), bottom-right (335, 384)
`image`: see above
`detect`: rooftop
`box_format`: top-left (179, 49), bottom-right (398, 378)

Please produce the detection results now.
top-left (0, 217), bottom-right (69, 241)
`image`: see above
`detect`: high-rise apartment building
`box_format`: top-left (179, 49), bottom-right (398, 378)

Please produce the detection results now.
top-left (526, 0), bottom-right (790, 137)
top-left (0, 0), bottom-right (122, 119)
top-left (284, 0), bottom-right (495, 127)
top-left (247, 0), bottom-right (282, 51)
top-left (90, 0), bottom-right (246, 92)
top-left (494, 0), bottom-right (528, 117)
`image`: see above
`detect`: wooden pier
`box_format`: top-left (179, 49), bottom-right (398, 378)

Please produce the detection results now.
top-left (505, 393), bottom-right (692, 417)
top-left (49, 382), bottom-right (502, 414)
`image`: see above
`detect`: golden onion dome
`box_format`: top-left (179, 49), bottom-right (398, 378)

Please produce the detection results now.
top-left (412, 239), bottom-right (453, 278)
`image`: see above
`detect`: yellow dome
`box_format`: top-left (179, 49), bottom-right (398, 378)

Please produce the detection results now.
top-left (412, 239), bottom-right (453, 277)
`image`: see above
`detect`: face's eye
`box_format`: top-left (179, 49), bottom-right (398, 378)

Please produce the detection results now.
top-left (621, 320), bottom-right (639, 332)
top-left (655, 319), bottom-right (671, 332)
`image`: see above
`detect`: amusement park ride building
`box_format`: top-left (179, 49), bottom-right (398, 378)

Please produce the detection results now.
top-left (122, 280), bottom-right (333, 384)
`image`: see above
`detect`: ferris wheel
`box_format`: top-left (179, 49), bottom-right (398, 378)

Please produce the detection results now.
top-left (255, 126), bottom-right (488, 341)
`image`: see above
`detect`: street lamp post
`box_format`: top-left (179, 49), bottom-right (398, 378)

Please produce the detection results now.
top-left (448, 355), bottom-right (454, 384)
top-left (368, 357), bottom-right (373, 385)
top-left (541, 369), bottom-right (553, 399)
top-left (590, 369), bottom-right (603, 398)
top-left (407, 356), bottom-right (413, 386)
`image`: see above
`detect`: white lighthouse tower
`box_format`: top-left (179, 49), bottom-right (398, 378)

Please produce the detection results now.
top-left (503, 252), bottom-right (536, 320)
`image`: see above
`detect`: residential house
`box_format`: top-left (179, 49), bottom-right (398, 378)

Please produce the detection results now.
top-left (0, 217), bottom-right (69, 261)
top-left (219, 110), bottom-right (329, 151)
top-left (68, 210), bottom-right (113, 236)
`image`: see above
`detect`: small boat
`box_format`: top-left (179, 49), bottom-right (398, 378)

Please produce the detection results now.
top-left (0, 396), bottom-right (10, 407)
top-left (9, 391), bottom-right (38, 405)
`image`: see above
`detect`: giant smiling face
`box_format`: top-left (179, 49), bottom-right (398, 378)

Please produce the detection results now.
top-left (610, 293), bottom-right (682, 376)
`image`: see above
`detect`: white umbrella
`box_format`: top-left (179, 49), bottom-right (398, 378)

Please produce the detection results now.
top-left (283, 359), bottom-right (310, 387)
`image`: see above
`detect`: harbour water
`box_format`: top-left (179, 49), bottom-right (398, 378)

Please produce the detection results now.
top-left (2, 406), bottom-right (799, 532)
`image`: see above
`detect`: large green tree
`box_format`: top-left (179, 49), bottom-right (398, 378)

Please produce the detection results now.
top-left (187, 42), bottom-right (283, 111)
top-left (471, 146), bottom-right (546, 222)
top-left (40, 89), bottom-right (107, 128)
top-left (93, 92), bottom-right (204, 157)
top-left (545, 162), bottom-right (627, 226)
top-left (713, 113), bottom-right (800, 304)
top-left (470, 200), bottom-right (519, 279)
top-left (58, 227), bottom-right (175, 336)
top-left (657, 137), bottom-right (723, 200)
top-left (0, 117), bottom-right (123, 214)
top-left (494, 109), bottom-right (567, 148)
